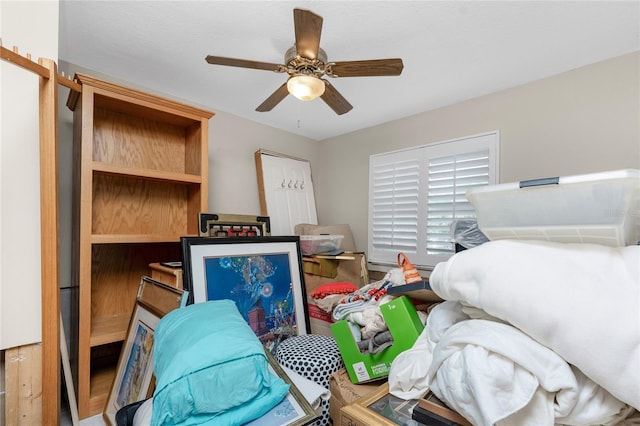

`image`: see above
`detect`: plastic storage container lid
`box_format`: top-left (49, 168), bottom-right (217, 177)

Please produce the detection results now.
top-left (299, 234), bottom-right (344, 255)
top-left (466, 169), bottom-right (640, 247)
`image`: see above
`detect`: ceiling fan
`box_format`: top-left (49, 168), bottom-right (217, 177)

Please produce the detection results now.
top-left (205, 8), bottom-right (404, 115)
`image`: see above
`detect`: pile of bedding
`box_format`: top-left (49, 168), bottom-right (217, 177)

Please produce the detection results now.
top-left (151, 300), bottom-right (289, 425)
top-left (389, 240), bottom-right (640, 425)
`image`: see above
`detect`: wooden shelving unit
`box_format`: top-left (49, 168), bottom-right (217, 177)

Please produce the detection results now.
top-left (68, 73), bottom-right (214, 418)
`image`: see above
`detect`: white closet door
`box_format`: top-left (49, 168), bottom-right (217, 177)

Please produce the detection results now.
top-left (258, 153), bottom-right (318, 235)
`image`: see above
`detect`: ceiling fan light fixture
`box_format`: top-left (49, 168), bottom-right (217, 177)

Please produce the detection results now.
top-left (287, 74), bottom-right (325, 101)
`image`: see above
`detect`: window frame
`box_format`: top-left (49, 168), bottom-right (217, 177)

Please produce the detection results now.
top-left (368, 131), bottom-right (499, 270)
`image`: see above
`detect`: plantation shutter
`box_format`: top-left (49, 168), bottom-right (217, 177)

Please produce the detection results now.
top-left (426, 149), bottom-right (490, 260)
top-left (368, 132), bottom-right (498, 268)
top-left (368, 149), bottom-right (423, 263)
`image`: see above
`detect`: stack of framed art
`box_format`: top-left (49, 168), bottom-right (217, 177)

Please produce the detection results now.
top-left (103, 276), bottom-right (188, 425)
top-left (181, 234), bottom-right (319, 425)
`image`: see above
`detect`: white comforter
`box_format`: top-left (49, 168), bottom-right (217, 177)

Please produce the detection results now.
top-left (389, 240), bottom-right (640, 425)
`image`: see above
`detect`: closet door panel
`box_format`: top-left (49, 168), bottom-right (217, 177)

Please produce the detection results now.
top-left (257, 152), bottom-right (317, 235)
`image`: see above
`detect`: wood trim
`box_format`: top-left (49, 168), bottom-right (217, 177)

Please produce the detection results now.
top-left (254, 150), bottom-right (268, 216)
top-left (39, 57), bottom-right (60, 425)
top-left (0, 45), bottom-right (49, 78)
top-left (255, 148), bottom-right (309, 163)
top-left (58, 74), bottom-right (82, 92)
top-left (70, 73), bottom-right (214, 119)
top-left (76, 86), bottom-right (94, 419)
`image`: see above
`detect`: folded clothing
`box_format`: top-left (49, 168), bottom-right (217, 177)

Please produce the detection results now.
top-left (151, 300), bottom-right (289, 426)
top-left (357, 330), bottom-right (394, 354)
top-left (332, 281), bottom-right (392, 321)
top-left (313, 293), bottom-right (347, 314)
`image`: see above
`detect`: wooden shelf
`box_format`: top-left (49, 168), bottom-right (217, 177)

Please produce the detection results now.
top-left (71, 73), bottom-right (213, 418)
top-left (89, 365), bottom-right (116, 416)
top-left (91, 234), bottom-right (198, 244)
top-left (92, 162), bottom-right (202, 184)
top-left (90, 314), bottom-right (130, 347)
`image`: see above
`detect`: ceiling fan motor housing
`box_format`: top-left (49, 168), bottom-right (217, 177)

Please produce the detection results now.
top-left (284, 45), bottom-right (328, 78)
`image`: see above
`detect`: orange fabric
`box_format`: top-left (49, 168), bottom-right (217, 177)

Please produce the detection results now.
top-left (398, 252), bottom-right (422, 283)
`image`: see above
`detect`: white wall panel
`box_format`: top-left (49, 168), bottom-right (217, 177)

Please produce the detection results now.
top-left (0, 1), bottom-right (59, 349)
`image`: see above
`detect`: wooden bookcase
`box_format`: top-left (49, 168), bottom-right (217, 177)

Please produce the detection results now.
top-left (67, 74), bottom-right (214, 418)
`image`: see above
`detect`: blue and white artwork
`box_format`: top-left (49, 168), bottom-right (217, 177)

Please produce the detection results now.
top-left (203, 252), bottom-right (297, 352)
top-left (244, 395), bottom-right (307, 425)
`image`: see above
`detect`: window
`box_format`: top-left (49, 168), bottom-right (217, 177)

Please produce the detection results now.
top-left (368, 132), bottom-right (499, 268)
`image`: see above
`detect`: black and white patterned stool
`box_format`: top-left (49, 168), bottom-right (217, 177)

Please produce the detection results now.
top-left (276, 334), bottom-right (344, 426)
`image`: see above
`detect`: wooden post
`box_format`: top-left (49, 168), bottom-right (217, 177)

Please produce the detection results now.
top-left (39, 57), bottom-right (60, 425)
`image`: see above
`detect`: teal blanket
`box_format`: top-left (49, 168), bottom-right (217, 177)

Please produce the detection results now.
top-left (151, 300), bottom-right (289, 425)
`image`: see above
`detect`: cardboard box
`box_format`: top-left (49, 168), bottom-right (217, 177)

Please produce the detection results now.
top-left (307, 301), bottom-right (335, 337)
top-left (302, 257), bottom-right (339, 278)
top-left (329, 368), bottom-right (384, 425)
top-left (303, 252), bottom-right (368, 294)
top-left (304, 253), bottom-right (368, 336)
top-left (331, 296), bottom-right (424, 384)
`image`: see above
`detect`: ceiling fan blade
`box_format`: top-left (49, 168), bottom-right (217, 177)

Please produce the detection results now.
top-left (321, 81), bottom-right (353, 115)
top-left (205, 55), bottom-right (283, 72)
top-left (330, 58), bottom-right (404, 77)
top-left (294, 8), bottom-right (323, 59)
top-left (256, 82), bottom-right (290, 112)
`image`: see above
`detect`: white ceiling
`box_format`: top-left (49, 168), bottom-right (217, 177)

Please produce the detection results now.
top-left (58, 1), bottom-right (639, 141)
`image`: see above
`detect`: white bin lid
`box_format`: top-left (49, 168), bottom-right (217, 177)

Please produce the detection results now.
top-left (466, 169), bottom-right (640, 246)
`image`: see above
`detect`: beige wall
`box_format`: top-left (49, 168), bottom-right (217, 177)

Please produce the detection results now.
top-left (207, 110), bottom-right (320, 216)
top-left (58, 53), bottom-right (639, 277)
top-left (315, 52), bottom-right (640, 252)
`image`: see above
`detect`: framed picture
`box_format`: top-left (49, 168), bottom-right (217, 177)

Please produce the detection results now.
top-left (103, 300), bottom-right (157, 425)
top-left (416, 390), bottom-right (472, 426)
top-left (245, 350), bottom-right (318, 426)
top-left (181, 236), bottom-right (310, 353)
top-left (198, 212), bottom-right (271, 237)
top-left (103, 277), bottom-right (188, 425)
top-left (340, 382), bottom-right (422, 426)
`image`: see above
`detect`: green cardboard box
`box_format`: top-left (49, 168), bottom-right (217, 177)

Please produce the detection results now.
top-left (331, 296), bottom-right (424, 384)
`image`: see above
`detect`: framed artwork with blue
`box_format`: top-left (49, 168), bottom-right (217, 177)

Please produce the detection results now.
top-left (103, 276), bottom-right (188, 425)
top-left (245, 350), bottom-right (318, 426)
top-left (181, 236), bottom-right (310, 353)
